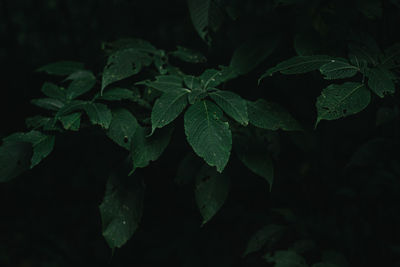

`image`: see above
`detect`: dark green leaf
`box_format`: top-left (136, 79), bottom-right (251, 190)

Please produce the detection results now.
top-left (184, 100), bottom-right (232, 172)
top-left (59, 112), bottom-right (81, 131)
top-left (170, 46), bottom-right (206, 63)
top-left (37, 61), bottom-right (84, 76)
top-left (107, 109), bottom-right (139, 150)
top-left (188, 89), bottom-right (208, 104)
top-left (0, 141), bottom-right (32, 182)
top-left (103, 38), bottom-right (160, 55)
top-left (56, 100), bottom-right (87, 116)
top-left (199, 67), bottom-right (238, 89)
top-left (366, 67), bottom-right (396, 97)
top-left (25, 116), bottom-right (54, 130)
top-left (65, 70), bottom-right (96, 100)
top-left (263, 250), bottom-right (307, 267)
top-left (243, 224), bottom-right (285, 257)
top-left (209, 90), bottom-right (248, 125)
top-left (319, 59), bottom-right (359, 80)
top-left (138, 75), bottom-right (187, 93)
top-left (31, 98), bottom-right (65, 111)
top-left (41, 82), bottom-right (66, 101)
top-left (84, 103), bottom-right (112, 129)
top-left (97, 88), bottom-right (136, 101)
top-left (174, 152), bottom-right (204, 186)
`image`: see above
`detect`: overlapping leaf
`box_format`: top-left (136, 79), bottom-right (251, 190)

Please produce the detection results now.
top-left (319, 59), bottom-right (359, 80)
top-left (209, 90), bottom-right (248, 125)
top-left (59, 112), bottom-right (81, 131)
top-left (65, 70), bottom-right (96, 99)
top-left (107, 109), bottom-right (139, 150)
top-left (84, 103), bottom-right (112, 129)
top-left (366, 67), bottom-right (396, 97)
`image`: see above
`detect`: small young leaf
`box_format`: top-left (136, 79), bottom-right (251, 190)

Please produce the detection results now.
top-left (316, 82), bottom-right (371, 126)
top-left (188, 89), bottom-right (208, 105)
top-left (41, 82), bottom-right (66, 101)
top-left (243, 224), bottom-right (285, 257)
top-left (195, 165), bottom-right (230, 225)
top-left (37, 61), bottom-right (84, 76)
top-left (97, 88), bottom-right (136, 101)
top-left (183, 75), bottom-right (202, 90)
top-left (58, 112), bottom-right (81, 131)
top-left (0, 141), bottom-right (32, 182)
top-left (84, 103), bottom-right (112, 129)
top-left (107, 109), bottom-right (139, 150)
top-left (209, 90), bottom-right (248, 126)
top-left (99, 173), bottom-right (145, 249)
top-left (65, 70), bottom-right (96, 100)
top-left (151, 90), bottom-right (189, 134)
top-left (199, 67), bottom-right (238, 89)
top-left (184, 100), bottom-right (232, 172)
top-left (31, 98), bottom-right (65, 111)
top-left (366, 67), bottom-right (396, 97)
top-left (319, 59), bottom-right (359, 80)
top-left (170, 46), bottom-right (206, 63)
top-left (247, 99), bottom-right (302, 131)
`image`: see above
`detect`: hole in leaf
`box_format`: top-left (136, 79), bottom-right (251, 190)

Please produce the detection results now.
top-left (123, 136), bottom-right (129, 143)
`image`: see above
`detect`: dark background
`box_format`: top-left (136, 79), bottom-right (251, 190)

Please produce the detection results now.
top-left (1, 0), bottom-right (400, 266)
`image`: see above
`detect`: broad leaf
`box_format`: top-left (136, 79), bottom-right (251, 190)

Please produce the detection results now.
top-left (209, 90), bottom-right (248, 126)
top-left (195, 165), bottom-right (230, 225)
top-left (319, 59), bottom-right (359, 80)
top-left (41, 82), bottom-right (66, 102)
top-left (243, 224), bottom-right (285, 257)
top-left (31, 98), bottom-right (65, 111)
top-left (65, 70), bottom-right (96, 100)
top-left (170, 46), bottom-right (206, 63)
top-left (263, 250), bottom-right (308, 267)
top-left (101, 48), bottom-right (152, 93)
top-left (59, 112), bottom-right (81, 131)
top-left (366, 67), bottom-right (396, 97)
top-left (131, 125), bottom-right (173, 171)
top-left (84, 103), bottom-right (112, 129)
top-left (3, 131), bottom-right (55, 168)
top-left (151, 90), bottom-right (189, 134)
top-left (56, 100), bottom-right (87, 116)
top-left (99, 173), bottom-right (145, 249)
top-left (107, 109), bottom-right (139, 150)
top-left (37, 61), bottom-right (84, 76)
top-left (247, 99), bottom-right (302, 131)
top-left (0, 141), bottom-right (32, 182)
top-left (97, 88), bottom-right (137, 101)
top-left (139, 75), bottom-right (187, 93)
top-left (316, 82), bottom-right (371, 126)
top-left (184, 100), bottom-right (232, 172)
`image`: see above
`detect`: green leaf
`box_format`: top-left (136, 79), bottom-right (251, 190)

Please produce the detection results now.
top-left (0, 141), bottom-right (32, 182)
top-left (316, 82), bottom-right (371, 126)
top-left (37, 61), bottom-right (84, 76)
top-left (243, 224), bottom-right (285, 257)
top-left (99, 173), bottom-right (145, 249)
top-left (151, 90), bottom-right (189, 134)
top-left (183, 75), bottom-right (202, 90)
top-left (247, 99), bottom-right (302, 131)
top-left (97, 88), bottom-right (136, 101)
top-left (209, 90), bottom-right (248, 126)
top-left (101, 48), bottom-right (152, 93)
top-left (65, 70), bottom-right (96, 100)
top-left (84, 103), bottom-right (112, 129)
top-left (131, 125), bottom-right (173, 171)
top-left (174, 152), bottom-right (204, 186)
top-left (199, 67), bottom-right (238, 89)
top-left (31, 98), bottom-right (65, 111)
top-left (170, 46), bottom-right (206, 63)
top-left (3, 131), bottom-right (55, 168)
top-left (184, 100), bottom-right (232, 172)
top-left (41, 82), bottom-right (66, 102)
top-left (195, 165), bottom-right (230, 225)
top-left (366, 67), bottom-right (396, 97)
top-left (56, 100), bottom-right (87, 116)
top-left (103, 38), bottom-right (160, 55)
top-left (107, 109), bottom-right (139, 150)
top-left (25, 116), bottom-right (53, 130)
top-left (263, 250), bottom-right (308, 267)
top-left (58, 112), bottom-right (81, 131)
top-left (319, 59), bottom-right (359, 80)
top-left (138, 75), bottom-right (187, 93)
top-left (188, 89), bottom-right (208, 104)
top-left (259, 55), bottom-right (333, 82)
top-left (230, 38), bottom-right (279, 75)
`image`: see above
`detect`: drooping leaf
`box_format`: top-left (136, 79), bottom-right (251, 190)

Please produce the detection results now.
top-left (84, 103), bottom-right (112, 129)
top-left (230, 38), bottom-right (279, 75)
top-left (58, 112), bottom-right (81, 131)
top-left (184, 100), bottom-right (232, 172)
top-left (315, 82), bottom-right (371, 126)
top-left (174, 152), bottom-right (204, 186)
top-left (366, 67), bottom-right (396, 97)
top-left (243, 224), bottom-right (285, 257)
top-left (97, 88), bottom-right (137, 101)
top-left (3, 131), bottom-right (55, 168)
top-left (151, 90), bottom-right (189, 134)
top-left (101, 48), bottom-right (152, 93)
top-left (37, 61), bottom-right (84, 76)
top-left (138, 75), bottom-right (187, 93)
top-left (170, 46), bottom-right (207, 63)
top-left (319, 59), bottom-right (359, 80)
top-left (107, 109), bottom-right (139, 150)
top-left (209, 90), bottom-right (248, 125)
top-left (99, 173), bottom-right (145, 249)
top-left (0, 141), bottom-right (32, 182)
top-left (247, 99), bottom-right (302, 131)
top-left (260, 55), bottom-right (333, 81)
top-left (65, 70), bottom-right (96, 100)
top-left (31, 98), bottom-right (65, 111)
top-left (41, 82), bottom-right (66, 102)
top-left (131, 125), bottom-right (173, 171)
top-left (195, 165), bottom-right (230, 225)
top-left (263, 250), bottom-right (308, 267)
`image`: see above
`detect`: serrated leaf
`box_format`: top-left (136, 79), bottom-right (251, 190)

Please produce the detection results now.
top-left (101, 48), bottom-right (152, 93)
top-left (316, 82), bottom-right (371, 126)
top-left (366, 67), bottom-right (396, 97)
top-left (174, 152), bottom-right (204, 186)
top-left (209, 90), bottom-right (248, 125)
top-left (263, 250), bottom-right (308, 267)
top-left (107, 109), bottom-right (139, 150)
top-left (37, 61), bottom-right (84, 76)
top-left (65, 70), bottom-right (96, 99)
top-left (319, 59), bottom-right (359, 80)
top-left (151, 90), bottom-right (189, 134)
top-left (184, 100), bottom-right (232, 172)
top-left (84, 103), bottom-right (112, 129)
top-left (170, 46), bottom-right (206, 63)
top-left (31, 98), bottom-right (65, 111)
top-left (243, 224), bottom-right (285, 257)
top-left (131, 125), bottom-right (173, 171)
top-left (195, 165), bottom-right (230, 225)
top-left (41, 82), bottom-right (66, 102)
top-left (99, 173), bottom-right (144, 249)
top-left (97, 88), bottom-right (136, 101)
top-left (230, 38), bottom-right (279, 75)
top-left (3, 131), bottom-right (55, 168)
top-left (138, 75), bottom-right (187, 93)
top-left (0, 141), bottom-right (32, 182)
top-left (58, 112), bottom-right (81, 131)
top-left (247, 99), bottom-right (302, 131)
